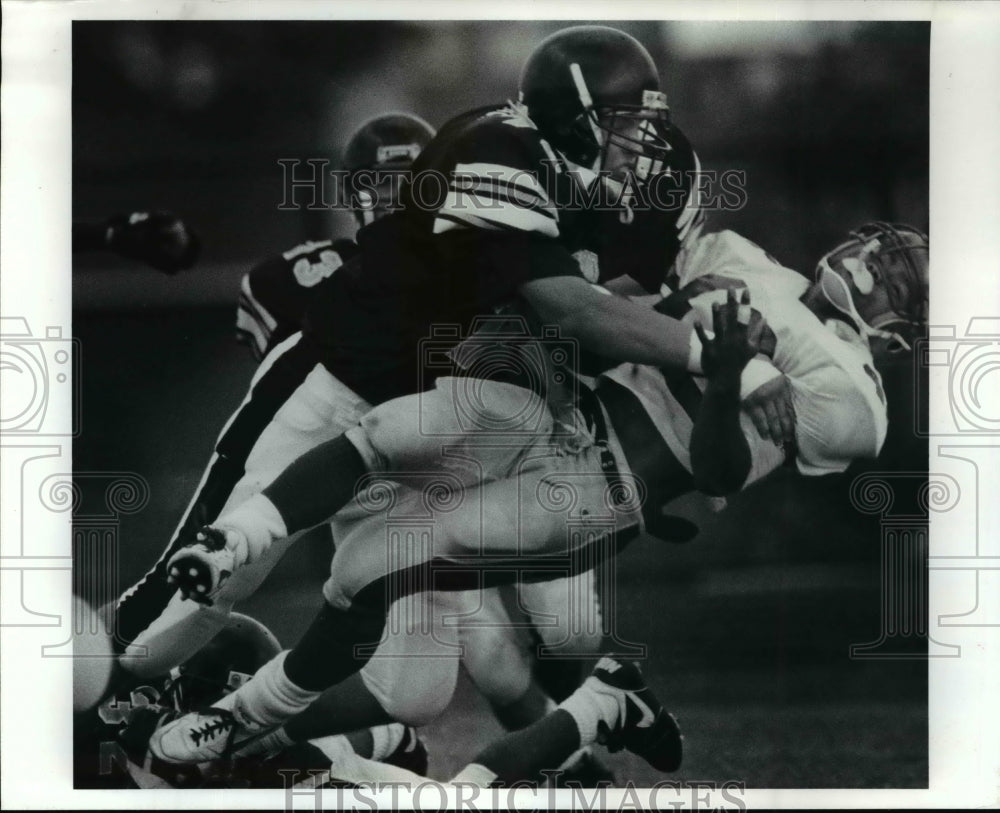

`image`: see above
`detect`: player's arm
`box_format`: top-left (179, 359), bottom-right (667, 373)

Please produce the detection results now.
top-left (689, 289), bottom-right (764, 496)
top-left (520, 274), bottom-right (698, 371)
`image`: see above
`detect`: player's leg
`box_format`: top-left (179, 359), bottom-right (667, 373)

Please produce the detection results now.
top-left (520, 571), bottom-right (603, 702)
top-left (112, 332), bottom-right (319, 677)
top-left (180, 377), bottom-right (555, 565)
top-left (244, 590), bottom-right (462, 764)
top-left (149, 446), bottom-right (638, 761)
top-left (115, 335), bottom-right (370, 679)
top-left (279, 592), bottom-right (462, 742)
top-left (459, 586), bottom-right (553, 731)
top-left (148, 596), bottom-right (389, 763)
top-left (461, 582), bottom-right (617, 785)
top-left (451, 658), bottom-right (683, 787)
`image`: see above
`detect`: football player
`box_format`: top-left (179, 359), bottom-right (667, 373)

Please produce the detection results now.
top-left (148, 221), bottom-right (927, 765)
top-left (111, 24), bottom-right (729, 689)
top-left (235, 113), bottom-right (436, 361)
top-left (227, 111), bottom-right (612, 781)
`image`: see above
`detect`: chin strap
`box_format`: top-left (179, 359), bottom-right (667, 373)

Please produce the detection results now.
top-left (867, 315), bottom-right (913, 352)
top-left (818, 258), bottom-right (912, 350)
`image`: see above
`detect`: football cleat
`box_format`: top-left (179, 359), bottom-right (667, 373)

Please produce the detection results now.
top-left (590, 657), bottom-right (683, 772)
top-left (148, 706), bottom-right (264, 764)
top-left (119, 705), bottom-right (206, 787)
top-left (166, 526), bottom-right (245, 605)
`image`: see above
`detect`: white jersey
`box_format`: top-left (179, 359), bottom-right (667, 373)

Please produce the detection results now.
top-left (602, 229), bottom-right (888, 486)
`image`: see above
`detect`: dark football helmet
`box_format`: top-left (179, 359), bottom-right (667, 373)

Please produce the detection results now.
top-left (161, 612), bottom-right (281, 711)
top-left (816, 222), bottom-right (929, 350)
top-left (519, 26), bottom-right (672, 177)
top-left (342, 113), bottom-right (436, 225)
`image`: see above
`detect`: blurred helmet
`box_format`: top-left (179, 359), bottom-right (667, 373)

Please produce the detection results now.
top-left (816, 222), bottom-right (929, 350)
top-left (342, 113), bottom-right (436, 225)
top-left (162, 612), bottom-right (281, 711)
top-left (519, 26), bottom-right (672, 177)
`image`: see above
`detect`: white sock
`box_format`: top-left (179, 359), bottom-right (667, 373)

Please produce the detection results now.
top-left (557, 677), bottom-right (623, 748)
top-left (450, 762), bottom-right (498, 788)
top-left (217, 650), bottom-right (321, 727)
top-left (369, 722), bottom-right (406, 762)
top-left (217, 493), bottom-right (288, 564)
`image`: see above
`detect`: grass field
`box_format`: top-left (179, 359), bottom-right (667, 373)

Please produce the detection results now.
top-left (73, 306), bottom-right (928, 789)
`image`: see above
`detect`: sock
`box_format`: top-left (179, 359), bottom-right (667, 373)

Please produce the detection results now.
top-left (557, 678), bottom-right (623, 748)
top-left (464, 708), bottom-right (579, 785)
top-left (217, 493), bottom-right (288, 564)
top-left (369, 723), bottom-right (406, 762)
top-left (217, 651), bottom-right (322, 728)
top-left (344, 728), bottom-right (375, 759)
top-left (262, 436), bottom-right (369, 534)
top-left (284, 601), bottom-right (386, 692)
top-left (450, 762), bottom-right (499, 788)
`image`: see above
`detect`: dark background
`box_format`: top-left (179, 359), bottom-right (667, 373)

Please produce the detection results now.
top-left (73, 20), bottom-right (929, 787)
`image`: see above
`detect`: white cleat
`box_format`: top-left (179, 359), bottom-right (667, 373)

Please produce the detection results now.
top-left (149, 706), bottom-right (265, 764)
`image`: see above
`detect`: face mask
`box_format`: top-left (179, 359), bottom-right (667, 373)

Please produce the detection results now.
top-left (817, 256), bottom-right (911, 351)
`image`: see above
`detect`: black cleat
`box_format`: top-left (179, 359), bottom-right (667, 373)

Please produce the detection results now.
top-left (590, 657), bottom-right (683, 773)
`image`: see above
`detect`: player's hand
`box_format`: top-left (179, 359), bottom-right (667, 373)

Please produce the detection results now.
top-left (107, 211), bottom-right (200, 274)
top-left (743, 373), bottom-right (796, 448)
top-left (694, 288), bottom-right (766, 380)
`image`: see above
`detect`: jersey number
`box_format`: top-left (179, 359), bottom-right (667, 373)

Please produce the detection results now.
top-left (293, 249), bottom-right (343, 288)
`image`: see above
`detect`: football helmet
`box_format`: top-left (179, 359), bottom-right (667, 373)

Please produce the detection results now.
top-left (161, 612), bottom-right (281, 712)
top-left (342, 113), bottom-right (436, 225)
top-left (519, 26), bottom-right (672, 178)
top-left (816, 222), bottom-right (929, 350)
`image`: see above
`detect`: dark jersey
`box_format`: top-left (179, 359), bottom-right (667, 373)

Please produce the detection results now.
top-left (301, 104), bottom-right (701, 405)
top-left (236, 237), bottom-right (359, 361)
